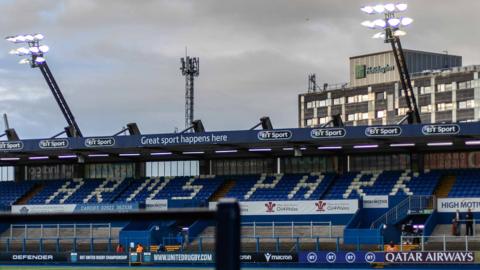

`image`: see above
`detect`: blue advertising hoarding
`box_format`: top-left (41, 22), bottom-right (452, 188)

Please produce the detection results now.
top-left (0, 122), bottom-right (477, 153)
top-left (299, 251), bottom-right (384, 264)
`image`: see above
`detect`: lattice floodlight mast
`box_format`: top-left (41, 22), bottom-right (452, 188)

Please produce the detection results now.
top-left (360, 3), bottom-right (421, 124)
top-left (5, 34), bottom-right (83, 137)
top-left (180, 56), bottom-right (200, 129)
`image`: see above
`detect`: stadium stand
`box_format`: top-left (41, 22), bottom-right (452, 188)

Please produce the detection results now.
top-left (448, 169), bottom-right (480, 197)
top-left (25, 175), bottom-right (224, 205)
top-left (0, 181), bottom-right (35, 207)
top-left (0, 170), bottom-right (463, 207)
top-left (224, 173), bottom-right (335, 201)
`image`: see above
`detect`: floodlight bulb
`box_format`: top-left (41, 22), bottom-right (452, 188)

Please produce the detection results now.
top-left (361, 20), bottom-right (375, 28)
top-left (29, 47), bottom-right (40, 54)
top-left (372, 32), bottom-right (385, 39)
top-left (39, 45), bottom-right (49, 53)
top-left (16, 47), bottom-right (30, 55)
top-left (18, 59), bottom-right (30, 65)
top-left (373, 19), bottom-right (386, 28)
top-left (8, 49), bottom-right (18, 55)
top-left (388, 18), bottom-right (401, 27)
top-left (393, 30), bottom-right (407, 36)
top-left (361, 6), bottom-right (374, 14)
top-left (401, 17), bottom-right (413, 26)
top-left (25, 35), bottom-right (34, 41)
top-left (373, 4), bottom-right (385, 13)
top-left (35, 57), bottom-right (46, 64)
top-left (5, 36), bottom-right (16, 43)
top-left (15, 35), bottom-right (26, 42)
top-left (34, 34), bottom-right (44, 40)
top-left (384, 3), bottom-right (396, 12)
top-left (396, 3), bottom-right (408, 11)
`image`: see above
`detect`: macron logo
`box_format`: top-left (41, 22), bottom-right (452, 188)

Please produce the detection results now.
top-left (264, 253), bottom-right (271, 262)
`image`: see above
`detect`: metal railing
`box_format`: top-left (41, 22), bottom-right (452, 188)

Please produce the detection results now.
top-left (241, 221), bottom-right (333, 238)
top-left (6, 223), bottom-right (113, 239)
top-left (401, 234), bottom-right (480, 252)
top-left (166, 235), bottom-right (384, 253)
top-left (0, 223), bottom-right (117, 253)
top-left (371, 195), bottom-right (435, 229)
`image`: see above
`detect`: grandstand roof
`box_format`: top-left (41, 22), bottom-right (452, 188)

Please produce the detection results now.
top-left (0, 122), bottom-right (479, 164)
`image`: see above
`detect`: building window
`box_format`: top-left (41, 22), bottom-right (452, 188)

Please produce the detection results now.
top-left (376, 110), bottom-right (386, 119)
top-left (319, 117), bottom-right (329, 124)
top-left (419, 86), bottom-right (432, 95)
top-left (318, 99), bottom-right (328, 107)
top-left (420, 105), bottom-right (432, 113)
top-left (458, 100), bottom-right (474, 109)
top-left (437, 102), bottom-right (453, 111)
top-left (306, 119), bottom-right (313, 126)
top-left (375, 92), bottom-right (385, 100)
top-left (306, 102), bottom-right (313, 109)
top-left (347, 112), bottom-right (368, 121)
top-left (333, 97), bottom-right (344, 105)
top-left (347, 94), bottom-right (369, 103)
top-left (437, 83), bottom-right (453, 93)
top-left (397, 107), bottom-right (409, 115)
top-left (458, 81), bottom-right (472, 89)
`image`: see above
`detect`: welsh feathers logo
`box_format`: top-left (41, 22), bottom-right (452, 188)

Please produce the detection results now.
top-left (315, 200), bottom-right (326, 211)
top-left (265, 202), bottom-right (276, 212)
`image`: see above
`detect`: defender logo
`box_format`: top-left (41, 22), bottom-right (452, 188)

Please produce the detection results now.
top-left (39, 139), bottom-right (69, 149)
top-left (257, 130), bottom-right (292, 141)
top-left (85, 137), bottom-right (116, 147)
top-left (422, 124), bottom-right (460, 136)
top-left (315, 201), bottom-right (326, 212)
top-left (265, 202), bottom-right (276, 212)
top-left (311, 128), bottom-right (346, 139)
top-left (355, 65), bottom-right (366, 79)
top-left (0, 141), bottom-right (23, 151)
top-left (365, 126), bottom-right (402, 137)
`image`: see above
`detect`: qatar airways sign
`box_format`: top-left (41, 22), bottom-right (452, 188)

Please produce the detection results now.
top-left (385, 252), bottom-right (474, 264)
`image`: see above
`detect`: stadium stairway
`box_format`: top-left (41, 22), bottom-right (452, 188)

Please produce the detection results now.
top-left (15, 182), bottom-right (44, 205)
top-left (435, 174), bottom-right (456, 198)
top-left (209, 179), bottom-right (236, 201)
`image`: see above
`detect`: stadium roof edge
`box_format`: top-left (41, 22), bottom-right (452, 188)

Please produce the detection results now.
top-left (0, 122), bottom-right (479, 164)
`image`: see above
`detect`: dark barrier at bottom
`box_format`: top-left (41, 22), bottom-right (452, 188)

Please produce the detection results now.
top-left (0, 253), bottom-right (67, 263)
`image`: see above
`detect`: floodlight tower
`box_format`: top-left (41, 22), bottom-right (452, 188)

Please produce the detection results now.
top-left (360, 3), bottom-right (421, 124)
top-left (5, 34), bottom-right (83, 137)
top-left (180, 56), bottom-right (200, 129)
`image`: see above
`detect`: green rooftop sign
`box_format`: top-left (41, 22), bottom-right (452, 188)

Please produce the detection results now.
top-left (355, 65), bottom-right (366, 79)
top-left (355, 64), bottom-right (395, 79)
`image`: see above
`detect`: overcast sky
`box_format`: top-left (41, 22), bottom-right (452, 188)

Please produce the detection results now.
top-left (0, 0), bottom-right (478, 138)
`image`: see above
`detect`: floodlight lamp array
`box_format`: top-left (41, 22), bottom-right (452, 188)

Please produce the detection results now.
top-left (360, 3), bottom-right (413, 40)
top-left (5, 34), bottom-right (49, 66)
